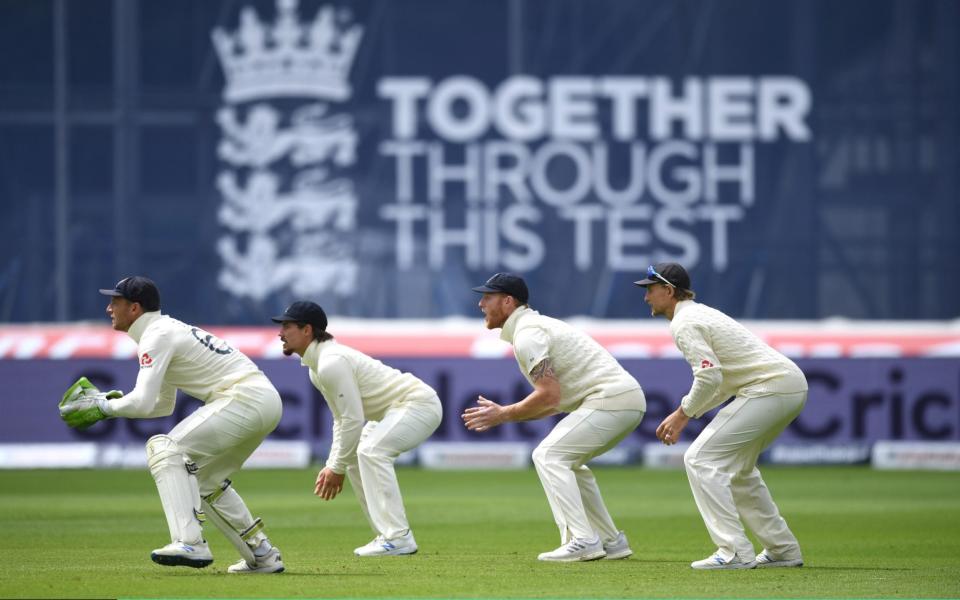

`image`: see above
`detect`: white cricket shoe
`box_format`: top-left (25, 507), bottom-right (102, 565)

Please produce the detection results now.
top-left (227, 546), bottom-right (285, 574)
top-left (602, 531), bottom-right (633, 560)
top-left (354, 531), bottom-right (418, 556)
top-left (150, 540), bottom-right (214, 568)
top-left (690, 551), bottom-right (756, 570)
top-left (538, 537), bottom-right (606, 562)
top-left (353, 535), bottom-right (385, 555)
top-left (754, 550), bottom-right (803, 568)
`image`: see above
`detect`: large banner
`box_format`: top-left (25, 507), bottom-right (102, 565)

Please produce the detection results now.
top-left (5, 358), bottom-right (958, 453)
top-left (209, 0), bottom-right (813, 320)
top-left (0, 0), bottom-right (957, 323)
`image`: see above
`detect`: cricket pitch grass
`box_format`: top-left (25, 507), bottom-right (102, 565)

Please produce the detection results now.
top-left (3, 466), bottom-right (958, 599)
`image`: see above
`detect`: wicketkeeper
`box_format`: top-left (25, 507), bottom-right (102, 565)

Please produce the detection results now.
top-left (58, 276), bottom-right (285, 573)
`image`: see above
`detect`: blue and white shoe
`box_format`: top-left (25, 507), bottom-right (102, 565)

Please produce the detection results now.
top-left (538, 537), bottom-right (606, 562)
top-left (754, 550), bottom-right (803, 568)
top-left (151, 540), bottom-right (214, 568)
top-left (690, 551), bottom-right (756, 570)
top-left (227, 545), bottom-right (285, 574)
top-left (353, 535), bottom-right (384, 555)
top-left (354, 531), bottom-right (418, 556)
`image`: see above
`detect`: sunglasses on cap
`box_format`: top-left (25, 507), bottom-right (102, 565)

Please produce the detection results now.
top-left (647, 265), bottom-right (675, 288)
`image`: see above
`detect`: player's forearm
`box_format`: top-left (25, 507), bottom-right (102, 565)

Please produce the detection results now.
top-left (106, 374), bottom-right (175, 418)
top-left (325, 417), bottom-right (363, 474)
top-left (106, 393), bottom-right (165, 418)
top-left (502, 390), bottom-right (560, 422)
top-left (680, 368), bottom-right (722, 418)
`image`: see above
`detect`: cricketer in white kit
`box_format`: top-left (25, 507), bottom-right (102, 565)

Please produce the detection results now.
top-left (272, 301), bottom-right (442, 557)
top-left (58, 276), bottom-right (285, 573)
top-left (463, 273), bottom-right (646, 562)
top-left (636, 263), bottom-right (807, 570)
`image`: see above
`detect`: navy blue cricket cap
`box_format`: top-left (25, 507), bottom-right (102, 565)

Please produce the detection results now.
top-left (633, 263), bottom-right (691, 290)
top-left (271, 301), bottom-right (328, 332)
top-left (471, 272), bottom-right (529, 304)
top-left (98, 276), bottom-right (161, 311)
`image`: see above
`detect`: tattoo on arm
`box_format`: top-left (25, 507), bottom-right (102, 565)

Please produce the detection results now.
top-left (530, 358), bottom-right (557, 382)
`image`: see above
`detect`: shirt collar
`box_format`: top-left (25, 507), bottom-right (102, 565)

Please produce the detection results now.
top-left (499, 305), bottom-right (534, 343)
top-left (673, 300), bottom-right (696, 318)
top-left (127, 311), bottom-right (162, 343)
top-left (301, 338), bottom-right (335, 368)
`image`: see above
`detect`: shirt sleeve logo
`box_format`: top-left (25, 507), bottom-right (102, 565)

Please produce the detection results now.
top-left (140, 352), bottom-right (154, 367)
top-left (700, 359), bottom-right (714, 369)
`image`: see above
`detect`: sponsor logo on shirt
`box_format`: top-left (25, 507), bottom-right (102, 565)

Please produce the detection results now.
top-left (140, 353), bottom-right (154, 367)
top-left (700, 359), bottom-right (714, 369)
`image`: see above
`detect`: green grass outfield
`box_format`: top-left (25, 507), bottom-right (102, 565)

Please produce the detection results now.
top-left (3, 466), bottom-right (959, 599)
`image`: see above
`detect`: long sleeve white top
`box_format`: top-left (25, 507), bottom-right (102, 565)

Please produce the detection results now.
top-left (300, 339), bottom-right (437, 474)
top-left (500, 306), bottom-right (645, 413)
top-left (669, 300), bottom-right (808, 418)
top-left (104, 311), bottom-right (264, 418)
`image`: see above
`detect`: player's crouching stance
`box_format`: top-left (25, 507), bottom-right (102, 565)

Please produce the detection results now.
top-left (58, 276), bottom-right (285, 574)
top-left (637, 263), bottom-right (806, 570)
top-left (272, 301), bottom-right (442, 557)
top-left (464, 274), bottom-right (646, 562)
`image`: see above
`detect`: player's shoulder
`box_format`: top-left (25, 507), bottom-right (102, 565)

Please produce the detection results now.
top-left (146, 314), bottom-right (190, 333)
top-left (315, 342), bottom-right (355, 369)
top-left (138, 313), bottom-right (178, 341)
top-left (670, 302), bottom-right (712, 332)
top-left (514, 317), bottom-right (552, 344)
top-left (517, 310), bottom-right (565, 334)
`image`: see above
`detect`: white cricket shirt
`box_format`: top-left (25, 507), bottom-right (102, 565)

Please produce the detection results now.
top-left (500, 306), bottom-right (645, 413)
top-left (301, 339), bottom-right (437, 474)
top-left (670, 300), bottom-right (808, 418)
top-left (105, 311), bottom-right (265, 418)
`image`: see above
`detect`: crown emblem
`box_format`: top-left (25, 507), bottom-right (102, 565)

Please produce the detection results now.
top-left (212, 0), bottom-right (364, 103)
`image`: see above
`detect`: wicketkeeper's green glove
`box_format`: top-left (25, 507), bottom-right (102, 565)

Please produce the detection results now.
top-left (58, 377), bottom-right (123, 430)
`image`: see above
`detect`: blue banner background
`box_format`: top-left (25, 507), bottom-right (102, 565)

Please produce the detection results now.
top-left (0, 0), bottom-right (957, 323)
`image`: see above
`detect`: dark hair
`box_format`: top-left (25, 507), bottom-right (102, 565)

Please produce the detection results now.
top-left (673, 287), bottom-right (696, 301)
top-left (297, 322), bottom-right (334, 342)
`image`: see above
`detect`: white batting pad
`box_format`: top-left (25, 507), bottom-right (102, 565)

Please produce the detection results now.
top-left (146, 434), bottom-right (204, 544)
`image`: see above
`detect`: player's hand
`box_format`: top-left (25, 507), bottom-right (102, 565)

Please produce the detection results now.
top-left (462, 396), bottom-right (505, 432)
top-left (656, 407), bottom-right (690, 445)
top-left (314, 467), bottom-right (345, 501)
top-left (58, 377), bottom-right (121, 429)
top-left (59, 395), bottom-right (108, 429)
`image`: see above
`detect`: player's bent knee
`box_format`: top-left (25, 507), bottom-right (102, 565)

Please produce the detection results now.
top-left (357, 443), bottom-right (391, 462)
top-left (531, 444), bottom-right (552, 467)
top-left (147, 434), bottom-right (179, 464)
top-left (532, 443), bottom-right (577, 468)
top-left (146, 434), bottom-right (190, 474)
top-left (683, 447), bottom-right (706, 473)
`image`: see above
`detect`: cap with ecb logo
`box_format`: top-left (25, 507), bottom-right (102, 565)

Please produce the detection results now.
top-left (270, 301), bottom-right (328, 332)
top-left (471, 273), bottom-right (529, 304)
top-left (98, 276), bottom-right (161, 311)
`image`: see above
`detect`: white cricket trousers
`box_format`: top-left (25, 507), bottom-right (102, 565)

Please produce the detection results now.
top-left (167, 374), bottom-right (282, 545)
top-left (345, 394), bottom-right (443, 540)
top-left (532, 408), bottom-right (644, 544)
top-left (683, 391), bottom-right (806, 561)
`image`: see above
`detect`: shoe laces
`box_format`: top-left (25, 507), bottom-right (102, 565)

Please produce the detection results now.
top-left (565, 538), bottom-right (597, 553)
top-left (706, 552), bottom-right (728, 565)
